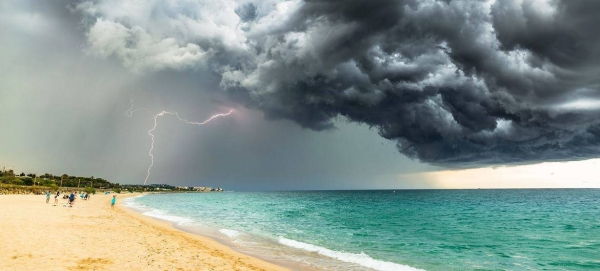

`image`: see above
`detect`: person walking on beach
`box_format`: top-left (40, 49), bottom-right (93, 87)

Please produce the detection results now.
top-left (45, 191), bottom-right (51, 204)
top-left (54, 191), bottom-right (60, 206)
top-left (111, 195), bottom-right (116, 209)
top-left (69, 191), bottom-right (75, 207)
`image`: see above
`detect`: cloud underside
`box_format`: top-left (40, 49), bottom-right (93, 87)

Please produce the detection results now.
top-left (75, 0), bottom-right (600, 167)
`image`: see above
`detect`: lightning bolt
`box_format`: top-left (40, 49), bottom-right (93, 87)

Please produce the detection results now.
top-left (126, 98), bottom-right (150, 116)
top-left (128, 99), bottom-right (234, 185)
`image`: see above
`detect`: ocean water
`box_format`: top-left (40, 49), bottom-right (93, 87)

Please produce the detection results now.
top-left (124, 190), bottom-right (600, 270)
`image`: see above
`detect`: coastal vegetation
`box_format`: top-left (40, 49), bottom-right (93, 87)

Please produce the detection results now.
top-left (0, 169), bottom-right (117, 194)
top-left (0, 169), bottom-right (223, 194)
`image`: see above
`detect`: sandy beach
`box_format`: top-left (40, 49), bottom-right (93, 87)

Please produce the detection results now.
top-left (0, 193), bottom-right (289, 271)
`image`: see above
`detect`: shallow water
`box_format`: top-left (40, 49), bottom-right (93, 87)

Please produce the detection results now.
top-left (125, 189), bottom-right (600, 270)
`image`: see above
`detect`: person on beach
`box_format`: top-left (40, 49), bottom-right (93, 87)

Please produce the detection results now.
top-left (45, 191), bottom-right (51, 204)
top-left (111, 195), bottom-right (116, 209)
top-left (54, 191), bottom-right (60, 205)
top-left (69, 192), bottom-right (75, 207)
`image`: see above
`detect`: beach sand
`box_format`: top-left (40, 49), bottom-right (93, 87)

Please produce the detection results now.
top-left (0, 193), bottom-right (289, 271)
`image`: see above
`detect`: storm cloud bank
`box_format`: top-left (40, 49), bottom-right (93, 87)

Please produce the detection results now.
top-left (74, 0), bottom-right (600, 166)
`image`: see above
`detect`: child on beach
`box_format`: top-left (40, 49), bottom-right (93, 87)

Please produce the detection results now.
top-left (111, 195), bottom-right (116, 209)
top-left (54, 191), bottom-right (60, 206)
top-left (45, 191), bottom-right (51, 204)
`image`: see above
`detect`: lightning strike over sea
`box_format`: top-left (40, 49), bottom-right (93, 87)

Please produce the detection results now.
top-left (127, 99), bottom-right (234, 185)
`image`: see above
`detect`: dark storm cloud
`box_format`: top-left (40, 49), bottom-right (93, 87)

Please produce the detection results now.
top-left (235, 3), bottom-right (258, 22)
top-left (76, 0), bottom-right (600, 166)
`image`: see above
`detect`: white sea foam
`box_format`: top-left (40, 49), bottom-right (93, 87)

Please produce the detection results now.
top-left (142, 209), bottom-right (193, 225)
top-left (122, 193), bottom-right (191, 224)
top-left (121, 195), bottom-right (147, 209)
top-left (278, 237), bottom-right (425, 271)
top-left (219, 229), bottom-right (242, 238)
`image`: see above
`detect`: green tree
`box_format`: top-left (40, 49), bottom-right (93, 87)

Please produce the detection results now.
top-left (41, 179), bottom-right (55, 186)
top-left (1, 175), bottom-right (16, 184)
top-left (22, 178), bottom-right (34, 186)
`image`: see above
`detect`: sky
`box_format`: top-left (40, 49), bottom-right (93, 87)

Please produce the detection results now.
top-left (1, 0), bottom-right (600, 190)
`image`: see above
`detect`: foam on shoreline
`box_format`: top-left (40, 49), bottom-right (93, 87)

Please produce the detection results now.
top-left (125, 194), bottom-right (426, 271)
top-left (278, 237), bottom-right (425, 271)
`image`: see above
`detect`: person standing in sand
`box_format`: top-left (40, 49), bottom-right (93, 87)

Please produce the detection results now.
top-left (111, 195), bottom-right (116, 209)
top-left (45, 191), bottom-right (51, 204)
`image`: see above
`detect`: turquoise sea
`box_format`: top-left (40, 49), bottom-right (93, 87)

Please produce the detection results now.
top-left (124, 190), bottom-right (600, 270)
